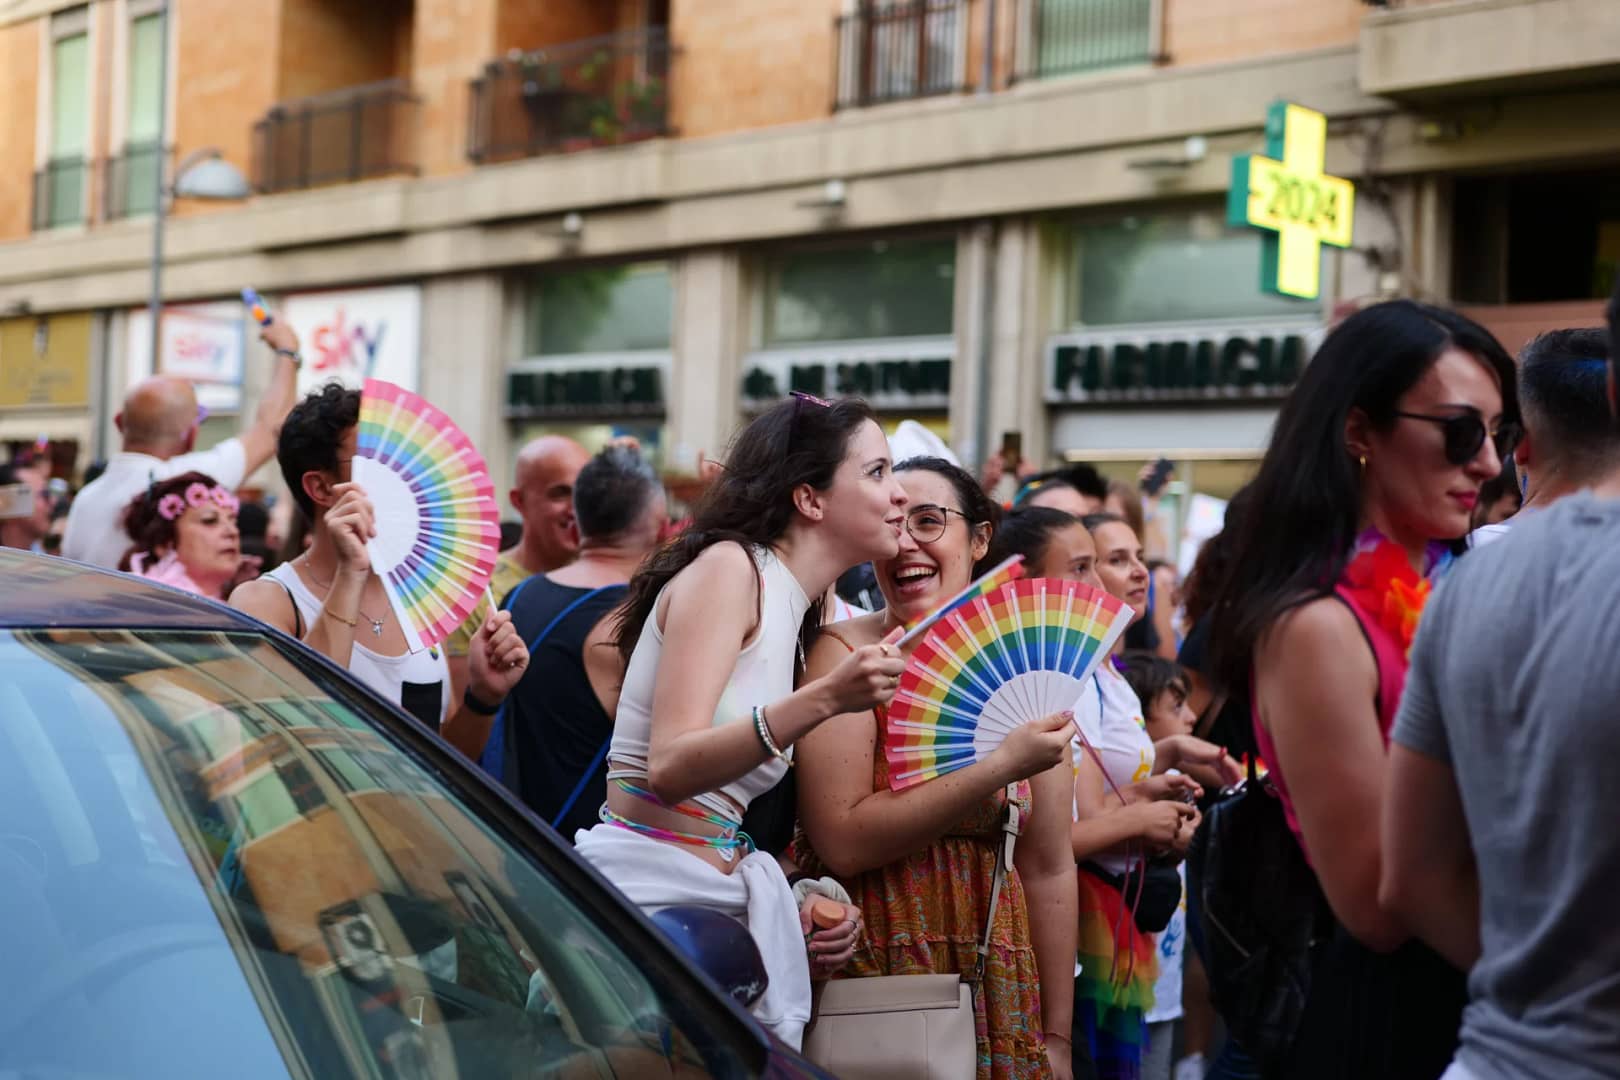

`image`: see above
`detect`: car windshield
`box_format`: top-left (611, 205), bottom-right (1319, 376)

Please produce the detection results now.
top-left (0, 628), bottom-right (754, 1080)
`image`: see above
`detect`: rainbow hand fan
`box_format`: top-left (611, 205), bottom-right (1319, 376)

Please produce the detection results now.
top-left (884, 578), bottom-right (1134, 790)
top-left (351, 379), bottom-right (501, 653)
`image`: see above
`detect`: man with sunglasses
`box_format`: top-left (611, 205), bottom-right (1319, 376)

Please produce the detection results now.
top-left (1382, 294), bottom-right (1620, 1080)
top-left (1468, 327), bottom-right (1620, 549)
top-left (62, 318), bottom-right (302, 569)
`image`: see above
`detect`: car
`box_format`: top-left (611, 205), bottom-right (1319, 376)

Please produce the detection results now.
top-left (0, 548), bottom-right (830, 1079)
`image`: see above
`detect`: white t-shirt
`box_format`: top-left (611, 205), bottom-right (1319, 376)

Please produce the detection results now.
top-left (1072, 664), bottom-right (1156, 878)
top-left (62, 441), bottom-right (249, 568)
top-left (1145, 851), bottom-right (1188, 1024)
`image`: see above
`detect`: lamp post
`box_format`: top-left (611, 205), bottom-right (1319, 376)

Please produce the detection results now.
top-left (147, 1), bottom-right (250, 370)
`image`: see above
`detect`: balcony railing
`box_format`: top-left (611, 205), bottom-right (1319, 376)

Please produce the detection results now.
top-left (467, 27), bottom-right (673, 165)
top-left (834, 0), bottom-right (971, 110)
top-left (102, 141), bottom-right (167, 221)
top-left (31, 156), bottom-right (88, 231)
top-left (1016, 0), bottom-right (1155, 81)
top-left (251, 78), bottom-right (418, 195)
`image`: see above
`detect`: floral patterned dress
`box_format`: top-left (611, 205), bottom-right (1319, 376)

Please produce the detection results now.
top-left (793, 700), bottom-right (1052, 1080)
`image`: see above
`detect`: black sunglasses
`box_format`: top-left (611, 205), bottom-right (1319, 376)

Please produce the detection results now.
top-left (1393, 410), bottom-right (1521, 466)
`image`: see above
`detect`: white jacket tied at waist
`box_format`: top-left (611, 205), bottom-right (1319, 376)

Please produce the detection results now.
top-left (574, 823), bottom-right (812, 1048)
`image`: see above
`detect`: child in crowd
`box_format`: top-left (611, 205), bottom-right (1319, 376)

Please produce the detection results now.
top-left (1118, 653), bottom-right (1200, 1080)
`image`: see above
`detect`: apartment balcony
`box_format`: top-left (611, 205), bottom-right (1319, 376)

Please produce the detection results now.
top-left (31, 157), bottom-right (89, 231)
top-left (251, 79), bottom-right (419, 195)
top-left (1014, 0), bottom-right (1157, 82)
top-left (101, 142), bottom-right (167, 221)
top-left (1361, 0), bottom-right (1620, 99)
top-left (833, 0), bottom-right (974, 110)
top-left (467, 27), bottom-right (673, 165)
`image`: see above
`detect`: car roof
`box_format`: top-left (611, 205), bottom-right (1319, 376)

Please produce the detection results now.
top-left (0, 547), bottom-right (259, 631)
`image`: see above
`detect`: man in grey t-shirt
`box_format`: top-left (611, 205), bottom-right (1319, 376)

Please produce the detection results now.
top-left (1382, 491), bottom-right (1620, 1080)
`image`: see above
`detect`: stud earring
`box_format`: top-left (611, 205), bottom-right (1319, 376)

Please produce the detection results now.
top-left (1359, 455), bottom-right (1367, 469)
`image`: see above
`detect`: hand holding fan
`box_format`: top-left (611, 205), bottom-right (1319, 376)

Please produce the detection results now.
top-left (885, 578), bottom-right (1134, 790)
top-left (351, 379), bottom-right (502, 653)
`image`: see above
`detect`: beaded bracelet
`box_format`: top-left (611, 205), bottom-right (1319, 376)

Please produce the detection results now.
top-left (752, 705), bottom-right (792, 766)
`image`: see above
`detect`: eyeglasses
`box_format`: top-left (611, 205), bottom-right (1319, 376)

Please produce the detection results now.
top-left (904, 504), bottom-right (974, 544)
top-left (1393, 410), bottom-right (1521, 466)
top-left (195, 404), bottom-right (210, 428)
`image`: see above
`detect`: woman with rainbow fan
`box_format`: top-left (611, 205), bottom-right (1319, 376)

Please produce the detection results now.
top-left (792, 458), bottom-right (1081, 1080)
top-left (1203, 301), bottom-right (1519, 1078)
top-left (574, 394), bottom-right (909, 1049)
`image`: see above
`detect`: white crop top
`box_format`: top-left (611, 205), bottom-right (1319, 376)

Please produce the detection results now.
top-left (607, 545), bottom-right (812, 824)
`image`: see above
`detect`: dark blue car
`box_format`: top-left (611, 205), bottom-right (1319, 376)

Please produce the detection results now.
top-left (0, 549), bottom-right (829, 1079)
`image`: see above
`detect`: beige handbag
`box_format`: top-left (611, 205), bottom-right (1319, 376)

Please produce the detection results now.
top-left (800, 785), bottom-right (1022, 1080)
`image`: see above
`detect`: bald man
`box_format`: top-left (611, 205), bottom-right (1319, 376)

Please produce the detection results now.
top-left (444, 434), bottom-right (592, 691)
top-left (63, 320), bottom-right (301, 568)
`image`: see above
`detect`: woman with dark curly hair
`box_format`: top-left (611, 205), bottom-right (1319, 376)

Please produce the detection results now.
top-left (119, 470), bottom-right (243, 600)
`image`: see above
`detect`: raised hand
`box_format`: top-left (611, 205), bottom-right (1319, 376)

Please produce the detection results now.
top-left (817, 626), bottom-right (907, 716)
top-left (325, 482), bottom-right (376, 576)
top-left (991, 710), bottom-right (1077, 782)
top-left (469, 609), bottom-right (529, 703)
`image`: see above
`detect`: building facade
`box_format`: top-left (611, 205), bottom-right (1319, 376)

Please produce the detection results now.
top-left (2, 0), bottom-right (1617, 541)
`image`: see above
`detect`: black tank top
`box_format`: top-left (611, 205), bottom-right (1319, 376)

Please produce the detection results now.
top-left (503, 577), bottom-right (627, 839)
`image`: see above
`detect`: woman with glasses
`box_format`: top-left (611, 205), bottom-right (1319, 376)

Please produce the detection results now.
top-left (574, 394), bottom-right (910, 1048)
top-left (1203, 301), bottom-right (1519, 1079)
top-left (793, 458), bottom-right (1080, 1080)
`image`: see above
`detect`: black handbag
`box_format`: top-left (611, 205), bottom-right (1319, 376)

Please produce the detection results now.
top-left (1081, 858), bottom-right (1183, 934)
top-left (1186, 761), bottom-right (1333, 1077)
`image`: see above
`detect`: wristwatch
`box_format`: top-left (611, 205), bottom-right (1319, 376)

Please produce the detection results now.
top-left (274, 347), bottom-right (303, 368)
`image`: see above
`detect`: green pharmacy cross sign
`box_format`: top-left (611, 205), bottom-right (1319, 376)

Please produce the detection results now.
top-left (1227, 101), bottom-right (1355, 300)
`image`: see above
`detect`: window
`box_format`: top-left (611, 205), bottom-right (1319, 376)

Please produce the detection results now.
top-left (523, 263), bottom-right (673, 356)
top-left (39, 8), bottom-right (91, 229)
top-left (0, 628), bottom-right (754, 1078)
top-left (834, 0), bottom-right (968, 109)
top-left (1071, 207), bottom-right (1319, 326)
top-left (116, 9), bottom-right (166, 218)
top-left (1453, 171), bottom-right (1620, 305)
top-left (1023, 0), bottom-right (1155, 81)
top-left (764, 236), bottom-right (956, 345)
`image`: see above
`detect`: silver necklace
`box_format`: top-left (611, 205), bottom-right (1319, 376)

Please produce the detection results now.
top-left (302, 560), bottom-right (386, 637)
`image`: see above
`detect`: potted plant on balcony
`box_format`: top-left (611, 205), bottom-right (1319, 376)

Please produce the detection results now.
top-left (618, 77), bottom-right (666, 142)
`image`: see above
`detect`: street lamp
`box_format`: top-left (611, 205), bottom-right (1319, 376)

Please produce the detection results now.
top-left (147, 0), bottom-right (251, 369)
top-left (147, 149), bottom-right (252, 368)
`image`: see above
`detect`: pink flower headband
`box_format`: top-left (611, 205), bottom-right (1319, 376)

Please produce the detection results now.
top-left (157, 482), bottom-right (239, 522)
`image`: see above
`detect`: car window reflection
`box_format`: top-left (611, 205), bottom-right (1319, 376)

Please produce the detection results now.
top-left (0, 630), bottom-right (740, 1080)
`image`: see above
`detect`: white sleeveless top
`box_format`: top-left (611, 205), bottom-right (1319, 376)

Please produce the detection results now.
top-left (608, 545), bottom-right (812, 824)
top-left (265, 563), bottom-right (453, 731)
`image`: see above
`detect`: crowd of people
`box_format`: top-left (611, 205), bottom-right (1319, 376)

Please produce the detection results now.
top-left (4, 284), bottom-right (1619, 1080)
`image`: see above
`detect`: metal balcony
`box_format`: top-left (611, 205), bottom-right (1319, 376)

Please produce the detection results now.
top-left (251, 79), bottom-right (418, 195)
top-left (468, 27), bottom-right (673, 164)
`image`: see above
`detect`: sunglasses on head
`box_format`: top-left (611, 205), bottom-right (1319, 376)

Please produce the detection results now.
top-left (1393, 410), bottom-right (1521, 466)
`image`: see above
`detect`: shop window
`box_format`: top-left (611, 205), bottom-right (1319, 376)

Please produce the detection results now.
top-left (524, 263), bottom-right (672, 357)
top-left (764, 237), bottom-right (955, 345)
top-left (1070, 207), bottom-right (1319, 327)
top-left (1453, 171), bottom-right (1620, 305)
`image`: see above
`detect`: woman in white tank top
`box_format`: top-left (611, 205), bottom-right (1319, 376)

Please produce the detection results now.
top-left (573, 394), bottom-right (911, 1047)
